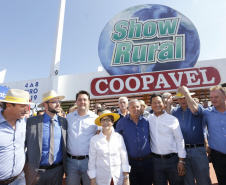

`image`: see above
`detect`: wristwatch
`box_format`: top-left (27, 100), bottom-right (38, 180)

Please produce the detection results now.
top-left (179, 160), bottom-right (185, 164)
top-left (124, 174), bottom-right (129, 179)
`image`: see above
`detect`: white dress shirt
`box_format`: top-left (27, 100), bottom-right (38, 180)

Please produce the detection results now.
top-left (88, 128), bottom-right (130, 185)
top-left (67, 110), bottom-right (98, 156)
top-left (148, 111), bottom-right (186, 158)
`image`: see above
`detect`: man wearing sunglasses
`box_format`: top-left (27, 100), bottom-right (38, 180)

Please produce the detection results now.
top-left (24, 90), bottom-right (67, 185)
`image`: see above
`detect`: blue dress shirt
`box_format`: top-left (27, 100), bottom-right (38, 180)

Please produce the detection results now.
top-left (40, 113), bottom-right (62, 165)
top-left (115, 114), bottom-right (151, 158)
top-left (0, 111), bottom-right (26, 180)
top-left (203, 107), bottom-right (226, 154)
top-left (172, 105), bottom-right (204, 144)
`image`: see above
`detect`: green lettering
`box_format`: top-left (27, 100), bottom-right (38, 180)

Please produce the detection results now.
top-left (158, 42), bottom-right (174, 61)
top-left (112, 21), bottom-right (128, 41)
top-left (132, 45), bottom-right (147, 63)
top-left (112, 42), bottom-right (132, 65)
top-left (143, 21), bottom-right (157, 38)
top-left (147, 43), bottom-right (159, 62)
top-left (158, 18), bottom-right (179, 36)
top-left (128, 19), bottom-right (142, 39)
top-left (175, 36), bottom-right (183, 59)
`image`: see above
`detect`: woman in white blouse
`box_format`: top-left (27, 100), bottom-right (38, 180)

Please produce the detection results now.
top-left (88, 110), bottom-right (130, 185)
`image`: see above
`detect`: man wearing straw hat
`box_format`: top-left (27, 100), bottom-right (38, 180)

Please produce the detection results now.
top-left (0, 89), bottom-right (34, 185)
top-left (171, 86), bottom-right (211, 185)
top-left (24, 90), bottom-right (67, 185)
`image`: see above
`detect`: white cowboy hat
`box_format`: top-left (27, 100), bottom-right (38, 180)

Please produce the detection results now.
top-left (0, 89), bottom-right (35, 105)
top-left (38, 90), bottom-right (65, 108)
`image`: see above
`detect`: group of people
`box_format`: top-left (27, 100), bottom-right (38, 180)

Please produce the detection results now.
top-left (0, 85), bottom-right (226, 185)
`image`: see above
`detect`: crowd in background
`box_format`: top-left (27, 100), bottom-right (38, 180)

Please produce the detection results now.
top-left (0, 85), bottom-right (226, 185)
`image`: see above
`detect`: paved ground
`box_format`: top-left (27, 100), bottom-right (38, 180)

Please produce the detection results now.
top-left (62, 163), bottom-right (218, 185)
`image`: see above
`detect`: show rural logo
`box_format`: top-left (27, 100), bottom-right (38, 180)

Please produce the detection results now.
top-left (91, 4), bottom-right (220, 96)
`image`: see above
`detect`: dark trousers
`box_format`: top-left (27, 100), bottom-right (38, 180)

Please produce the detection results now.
top-left (153, 155), bottom-right (184, 185)
top-left (211, 149), bottom-right (226, 185)
top-left (129, 157), bottom-right (153, 185)
top-left (33, 165), bottom-right (63, 185)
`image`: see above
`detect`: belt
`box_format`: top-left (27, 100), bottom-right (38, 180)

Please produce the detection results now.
top-left (39, 161), bottom-right (63, 170)
top-left (211, 149), bottom-right (226, 156)
top-left (67, 153), bottom-right (89, 160)
top-left (185, 144), bottom-right (204, 148)
top-left (152, 153), bottom-right (177, 159)
top-left (0, 170), bottom-right (23, 184)
top-left (128, 154), bottom-right (152, 161)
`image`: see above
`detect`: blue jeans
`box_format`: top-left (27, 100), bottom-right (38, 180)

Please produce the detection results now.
top-left (153, 155), bottom-right (184, 185)
top-left (185, 147), bottom-right (211, 185)
top-left (66, 157), bottom-right (90, 185)
top-left (7, 171), bottom-right (26, 185)
top-left (129, 157), bottom-right (153, 185)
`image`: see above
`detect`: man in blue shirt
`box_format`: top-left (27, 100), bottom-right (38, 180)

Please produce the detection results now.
top-left (24, 90), bottom-right (67, 185)
top-left (171, 86), bottom-right (211, 185)
top-left (0, 89), bottom-right (34, 185)
top-left (203, 86), bottom-right (226, 185)
top-left (116, 99), bottom-right (152, 185)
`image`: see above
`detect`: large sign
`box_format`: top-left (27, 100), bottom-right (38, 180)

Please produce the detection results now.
top-left (91, 67), bottom-right (221, 96)
top-left (0, 86), bottom-right (9, 99)
top-left (98, 4), bottom-right (200, 76)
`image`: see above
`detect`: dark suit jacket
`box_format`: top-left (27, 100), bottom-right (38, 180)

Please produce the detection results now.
top-left (24, 115), bottom-right (67, 185)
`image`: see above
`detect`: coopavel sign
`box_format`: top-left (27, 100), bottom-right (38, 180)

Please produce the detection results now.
top-left (91, 67), bottom-right (220, 96)
top-left (91, 4), bottom-right (221, 96)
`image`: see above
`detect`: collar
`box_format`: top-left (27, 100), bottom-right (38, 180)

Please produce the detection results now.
top-left (74, 109), bottom-right (94, 117)
top-left (153, 110), bottom-right (166, 117)
top-left (43, 112), bottom-right (58, 122)
top-left (100, 127), bottom-right (116, 138)
top-left (117, 109), bottom-right (129, 115)
top-left (127, 114), bottom-right (143, 121)
top-left (211, 106), bottom-right (226, 114)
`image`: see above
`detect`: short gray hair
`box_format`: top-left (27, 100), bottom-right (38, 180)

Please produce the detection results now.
top-left (118, 96), bottom-right (128, 103)
top-left (162, 92), bottom-right (171, 99)
top-left (128, 99), bottom-right (140, 107)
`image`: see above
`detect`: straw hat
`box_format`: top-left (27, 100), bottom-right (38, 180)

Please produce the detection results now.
top-left (173, 90), bottom-right (195, 99)
top-left (95, 110), bottom-right (120, 126)
top-left (139, 100), bottom-right (148, 109)
top-left (38, 90), bottom-right (65, 108)
top-left (0, 89), bottom-right (35, 105)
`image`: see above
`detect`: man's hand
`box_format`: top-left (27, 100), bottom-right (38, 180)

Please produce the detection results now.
top-left (123, 178), bottom-right (130, 185)
top-left (177, 162), bottom-right (185, 176)
top-left (177, 86), bottom-right (190, 96)
top-left (205, 144), bottom-right (211, 155)
top-left (91, 178), bottom-right (97, 185)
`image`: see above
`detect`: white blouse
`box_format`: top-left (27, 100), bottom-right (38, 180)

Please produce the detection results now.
top-left (88, 128), bottom-right (130, 185)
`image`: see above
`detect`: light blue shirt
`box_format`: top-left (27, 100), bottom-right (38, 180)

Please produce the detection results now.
top-left (40, 113), bottom-right (62, 165)
top-left (203, 107), bottom-right (226, 154)
top-left (66, 110), bottom-right (98, 156)
top-left (0, 111), bottom-right (26, 180)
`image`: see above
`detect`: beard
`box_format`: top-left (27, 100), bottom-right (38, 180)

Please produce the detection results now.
top-left (48, 105), bottom-right (60, 114)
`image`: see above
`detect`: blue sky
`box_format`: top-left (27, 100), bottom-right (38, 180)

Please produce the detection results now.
top-left (1, 0), bottom-right (226, 83)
